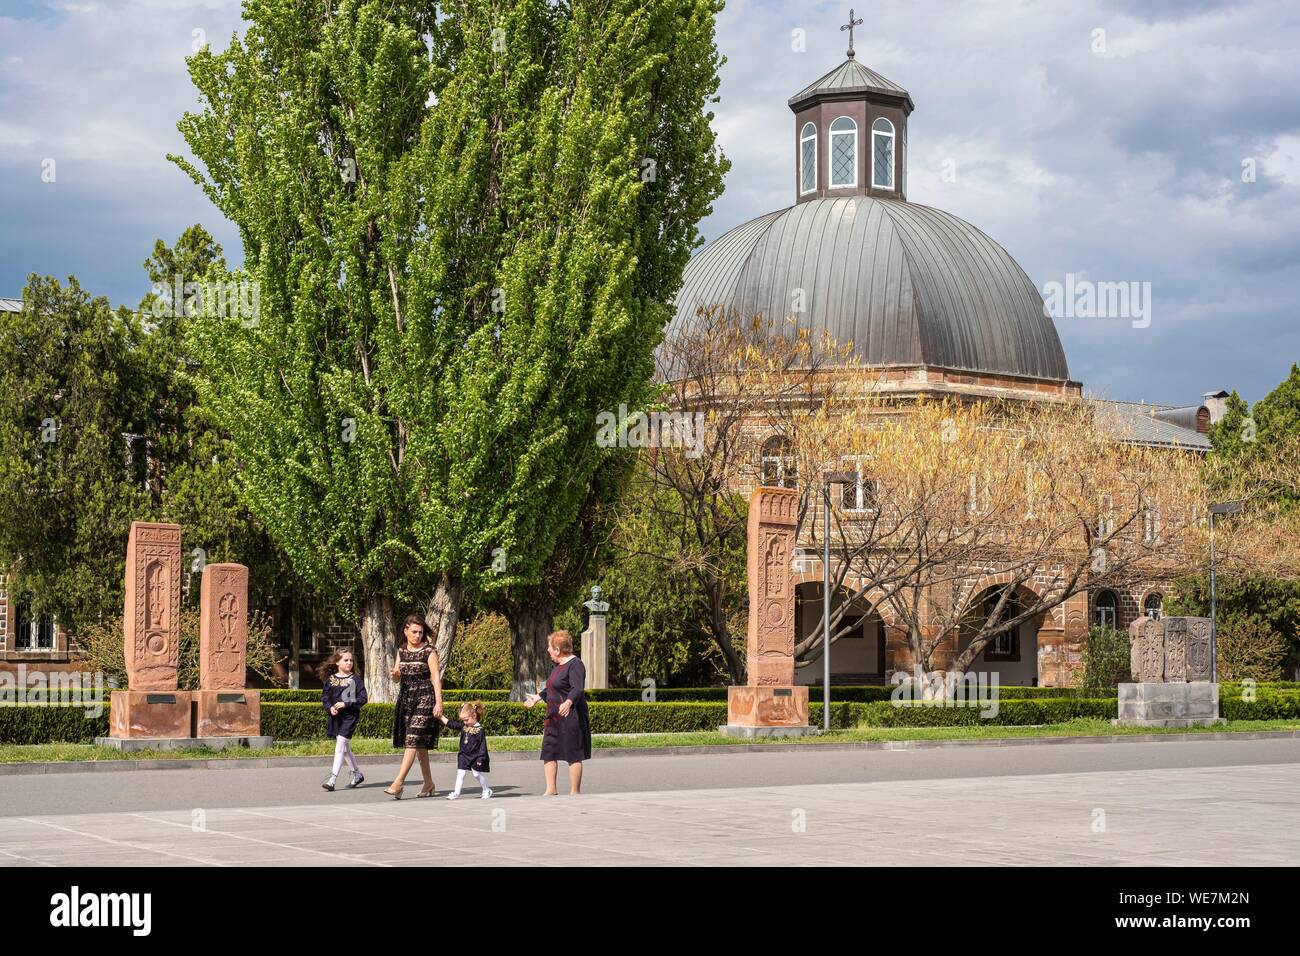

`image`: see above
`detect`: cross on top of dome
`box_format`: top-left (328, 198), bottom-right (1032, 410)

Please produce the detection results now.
top-left (840, 8), bottom-right (864, 59)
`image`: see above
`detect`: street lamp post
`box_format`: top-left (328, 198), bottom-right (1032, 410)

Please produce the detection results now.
top-left (822, 470), bottom-right (857, 731)
top-left (1208, 500), bottom-right (1243, 684)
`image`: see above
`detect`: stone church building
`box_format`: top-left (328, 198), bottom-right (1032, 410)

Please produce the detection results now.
top-left (666, 44), bottom-right (1223, 687)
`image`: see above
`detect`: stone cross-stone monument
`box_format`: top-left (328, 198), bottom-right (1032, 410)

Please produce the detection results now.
top-left (195, 562), bottom-right (263, 738)
top-left (723, 486), bottom-right (812, 736)
top-left (109, 521), bottom-right (191, 739)
top-left (581, 585), bottom-right (610, 690)
top-left (103, 524), bottom-right (272, 750)
top-left (1116, 615), bottom-right (1222, 728)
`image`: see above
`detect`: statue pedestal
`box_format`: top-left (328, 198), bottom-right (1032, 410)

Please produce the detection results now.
top-left (721, 685), bottom-right (815, 738)
top-left (581, 616), bottom-right (609, 690)
top-left (108, 690), bottom-right (192, 739)
top-left (1113, 681), bottom-right (1225, 728)
top-left (194, 689), bottom-right (262, 737)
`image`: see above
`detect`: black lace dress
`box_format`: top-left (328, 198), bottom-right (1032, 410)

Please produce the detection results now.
top-left (391, 644), bottom-right (440, 749)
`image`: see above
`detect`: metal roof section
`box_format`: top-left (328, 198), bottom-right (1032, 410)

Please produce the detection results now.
top-left (788, 58), bottom-right (914, 112)
top-left (669, 197), bottom-right (1071, 383)
top-left (0, 297), bottom-right (22, 313)
top-left (1151, 404), bottom-right (1206, 433)
top-left (1093, 400), bottom-right (1213, 450)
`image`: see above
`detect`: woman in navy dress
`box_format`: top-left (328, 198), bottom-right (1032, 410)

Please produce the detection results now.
top-left (524, 630), bottom-right (590, 795)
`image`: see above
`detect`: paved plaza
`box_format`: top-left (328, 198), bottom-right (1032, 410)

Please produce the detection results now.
top-left (1, 739), bottom-right (1297, 866)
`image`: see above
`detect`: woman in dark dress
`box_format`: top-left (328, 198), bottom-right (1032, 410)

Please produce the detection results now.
top-left (524, 630), bottom-right (591, 795)
top-left (384, 614), bottom-right (443, 799)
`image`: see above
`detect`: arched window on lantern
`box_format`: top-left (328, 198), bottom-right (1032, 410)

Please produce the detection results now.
top-left (800, 122), bottom-right (817, 195)
top-left (760, 436), bottom-right (797, 489)
top-left (829, 117), bottom-right (857, 188)
top-left (872, 117), bottom-right (895, 190)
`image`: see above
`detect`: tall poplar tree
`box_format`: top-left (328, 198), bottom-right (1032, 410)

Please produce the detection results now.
top-left (175, 0), bottom-right (726, 697)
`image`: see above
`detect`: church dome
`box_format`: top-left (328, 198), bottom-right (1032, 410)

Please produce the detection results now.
top-left (669, 196), bottom-right (1071, 384)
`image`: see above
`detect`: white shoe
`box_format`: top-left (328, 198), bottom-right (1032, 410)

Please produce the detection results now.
top-left (481, 788), bottom-right (493, 799)
top-left (446, 792), bottom-right (461, 800)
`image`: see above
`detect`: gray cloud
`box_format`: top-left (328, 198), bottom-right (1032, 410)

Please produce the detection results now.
top-left (1, 0), bottom-right (1296, 407)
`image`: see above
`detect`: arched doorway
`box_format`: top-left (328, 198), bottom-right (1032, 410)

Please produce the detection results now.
top-left (957, 585), bottom-right (1041, 687)
top-left (792, 582), bottom-right (885, 684)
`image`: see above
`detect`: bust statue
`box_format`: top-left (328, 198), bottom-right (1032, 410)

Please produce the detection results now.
top-left (583, 585), bottom-right (610, 616)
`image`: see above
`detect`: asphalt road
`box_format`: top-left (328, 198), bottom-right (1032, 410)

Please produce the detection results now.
top-left (4, 737), bottom-right (1300, 817)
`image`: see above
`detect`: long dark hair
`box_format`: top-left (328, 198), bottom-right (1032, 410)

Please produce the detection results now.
top-left (317, 649), bottom-right (355, 683)
top-left (402, 613), bottom-right (430, 645)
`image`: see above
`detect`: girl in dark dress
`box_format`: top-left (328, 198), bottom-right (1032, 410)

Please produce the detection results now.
top-left (524, 630), bottom-right (591, 795)
top-left (384, 614), bottom-right (444, 799)
top-left (319, 649), bottom-right (368, 791)
top-left (438, 700), bottom-right (493, 799)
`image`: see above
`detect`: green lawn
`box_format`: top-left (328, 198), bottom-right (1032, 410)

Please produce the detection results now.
top-left (2, 718), bottom-right (1298, 764)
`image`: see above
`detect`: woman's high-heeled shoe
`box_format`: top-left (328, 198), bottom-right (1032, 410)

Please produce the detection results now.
top-left (416, 785), bottom-right (436, 798)
top-left (383, 785), bottom-right (403, 799)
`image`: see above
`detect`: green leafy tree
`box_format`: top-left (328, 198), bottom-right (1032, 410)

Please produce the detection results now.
top-left (1184, 365), bottom-right (1300, 674)
top-left (0, 279), bottom-right (149, 630)
top-left (442, 612), bottom-right (513, 690)
top-left (1080, 624), bottom-right (1131, 693)
top-left (1252, 364), bottom-right (1300, 453)
top-left (1206, 389), bottom-right (1251, 462)
top-left (174, 0), bottom-right (727, 698)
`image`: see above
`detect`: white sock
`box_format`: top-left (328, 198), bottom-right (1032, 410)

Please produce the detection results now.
top-left (452, 769), bottom-right (467, 795)
top-left (472, 770), bottom-right (490, 791)
top-left (341, 738), bottom-right (360, 773)
top-left (331, 736), bottom-right (348, 777)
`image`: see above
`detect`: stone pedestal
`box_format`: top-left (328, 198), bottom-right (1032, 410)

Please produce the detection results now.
top-left (581, 587), bottom-right (610, 690)
top-left (724, 487), bottom-right (813, 737)
top-left (109, 690), bottom-right (192, 739)
top-left (722, 685), bottom-right (815, 737)
top-left (194, 689), bottom-right (262, 737)
top-left (1113, 682), bottom-right (1225, 728)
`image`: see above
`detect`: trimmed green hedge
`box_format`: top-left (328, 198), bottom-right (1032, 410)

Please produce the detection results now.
top-left (2, 691), bottom-right (1295, 746)
top-left (0, 704), bottom-right (109, 744)
top-left (262, 684), bottom-right (1105, 705)
top-left (1220, 691), bottom-right (1300, 721)
top-left (260, 688), bottom-right (511, 703)
top-left (858, 698), bottom-right (1119, 727)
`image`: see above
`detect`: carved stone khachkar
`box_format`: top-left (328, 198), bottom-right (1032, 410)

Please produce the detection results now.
top-left (123, 521), bottom-right (182, 691)
top-left (195, 562), bottom-right (262, 737)
top-left (724, 487), bottom-right (811, 736)
top-left (200, 563), bottom-right (249, 690)
top-left (102, 524), bottom-right (271, 750)
top-left (109, 522), bottom-right (192, 739)
top-left (1129, 616), bottom-right (1165, 683)
top-left (1115, 615), bottom-right (1223, 728)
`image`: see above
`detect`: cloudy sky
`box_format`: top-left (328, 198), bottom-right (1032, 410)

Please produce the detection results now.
top-left (2, 0), bottom-right (1297, 405)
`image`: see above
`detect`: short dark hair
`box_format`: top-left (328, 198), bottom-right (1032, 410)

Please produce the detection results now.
top-left (402, 613), bottom-right (429, 643)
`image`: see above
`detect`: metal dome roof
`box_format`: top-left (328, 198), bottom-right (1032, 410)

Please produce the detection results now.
top-left (669, 197), bottom-right (1071, 383)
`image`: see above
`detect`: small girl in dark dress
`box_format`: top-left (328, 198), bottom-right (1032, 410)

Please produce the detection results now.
top-left (438, 701), bottom-right (493, 799)
top-left (319, 650), bottom-right (368, 791)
